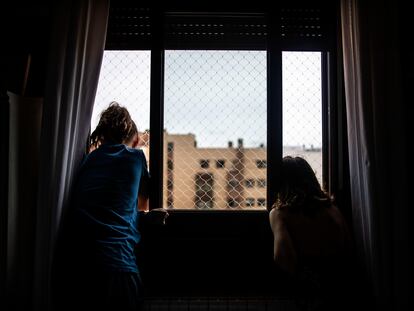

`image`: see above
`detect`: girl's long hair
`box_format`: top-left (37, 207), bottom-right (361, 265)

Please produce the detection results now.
top-left (273, 156), bottom-right (332, 215)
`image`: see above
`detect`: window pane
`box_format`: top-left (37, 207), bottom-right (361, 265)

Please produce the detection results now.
top-left (92, 51), bottom-right (151, 159)
top-left (282, 52), bottom-right (322, 183)
top-left (164, 51), bottom-right (267, 210)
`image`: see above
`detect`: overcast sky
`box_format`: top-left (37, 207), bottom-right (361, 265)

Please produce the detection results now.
top-left (92, 50), bottom-right (321, 148)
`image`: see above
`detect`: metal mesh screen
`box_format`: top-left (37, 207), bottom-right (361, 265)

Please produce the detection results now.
top-left (282, 52), bottom-right (322, 182)
top-left (91, 50), bottom-right (324, 210)
top-left (91, 51), bottom-right (151, 159)
top-left (164, 51), bottom-right (267, 210)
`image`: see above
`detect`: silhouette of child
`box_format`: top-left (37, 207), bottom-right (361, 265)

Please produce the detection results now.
top-left (53, 102), bottom-right (167, 311)
top-left (269, 156), bottom-right (352, 310)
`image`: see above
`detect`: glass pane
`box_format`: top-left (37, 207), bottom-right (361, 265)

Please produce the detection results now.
top-left (164, 51), bottom-right (267, 210)
top-left (282, 52), bottom-right (322, 183)
top-left (92, 51), bottom-right (151, 160)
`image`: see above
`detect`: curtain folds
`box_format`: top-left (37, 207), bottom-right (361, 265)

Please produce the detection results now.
top-left (33, 1), bottom-right (109, 309)
top-left (341, 0), bottom-right (409, 309)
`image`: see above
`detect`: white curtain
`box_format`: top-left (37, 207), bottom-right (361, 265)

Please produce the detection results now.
top-left (33, 1), bottom-right (109, 309)
top-left (341, 0), bottom-right (409, 309)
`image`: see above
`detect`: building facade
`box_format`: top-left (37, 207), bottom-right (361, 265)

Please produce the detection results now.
top-left (139, 132), bottom-right (323, 210)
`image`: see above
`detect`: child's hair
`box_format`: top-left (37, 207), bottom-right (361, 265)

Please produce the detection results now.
top-left (272, 156), bottom-right (332, 215)
top-left (89, 102), bottom-right (137, 149)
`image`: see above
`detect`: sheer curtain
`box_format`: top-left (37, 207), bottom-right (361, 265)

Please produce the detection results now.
top-left (33, 1), bottom-right (109, 309)
top-left (341, 0), bottom-right (410, 309)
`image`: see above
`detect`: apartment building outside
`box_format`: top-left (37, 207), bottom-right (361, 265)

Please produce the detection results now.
top-left (139, 131), bottom-right (322, 210)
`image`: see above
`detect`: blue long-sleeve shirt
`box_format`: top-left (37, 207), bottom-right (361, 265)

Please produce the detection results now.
top-left (71, 144), bottom-right (149, 272)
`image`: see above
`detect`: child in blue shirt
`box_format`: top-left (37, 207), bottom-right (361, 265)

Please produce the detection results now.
top-left (54, 102), bottom-right (165, 311)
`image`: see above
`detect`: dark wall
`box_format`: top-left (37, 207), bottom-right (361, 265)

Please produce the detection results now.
top-left (395, 2), bottom-right (414, 306)
top-left (1, 1), bottom-right (52, 96)
top-left (137, 211), bottom-right (284, 298)
top-left (0, 1), bottom-right (52, 307)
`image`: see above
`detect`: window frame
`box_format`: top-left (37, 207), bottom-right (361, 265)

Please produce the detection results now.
top-left (104, 2), bottom-right (339, 213)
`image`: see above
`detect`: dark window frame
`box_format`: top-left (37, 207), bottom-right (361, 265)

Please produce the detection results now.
top-left (105, 1), bottom-right (342, 213)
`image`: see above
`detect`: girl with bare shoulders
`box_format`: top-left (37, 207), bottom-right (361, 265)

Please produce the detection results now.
top-left (269, 156), bottom-right (352, 310)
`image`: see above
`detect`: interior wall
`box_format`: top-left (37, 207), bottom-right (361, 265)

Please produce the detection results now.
top-left (0, 1), bottom-right (52, 309)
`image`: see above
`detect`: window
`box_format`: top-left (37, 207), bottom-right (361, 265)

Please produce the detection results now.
top-left (245, 198), bottom-right (255, 208)
top-left (167, 178), bottom-right (173, 190)
top-left (228, 179), bottom-right (239, 188)
top-left (257, 198), bottom-right (266, 207)
top-left (227, 198), bottom-right (237, 208)
top-left (257, 179), bottom-right (266, 188)
top-left (98, 3), bottom-right (339, 301)
top-left (167, 160), bottom-right (173, 170)
top-left (200, 160), bottom-right (210, 169)
top-left (167, 141), bottom-right (174, 208)
top-left (195, 173), bottom-right (214, 209)
top-left (95, 4), bottom-right (334, 212)
top-left (256, 160), bottom-right (267, 169)
top-left (164, 50), bottom-right (266, 209)
top-left (92, 51), bottom-right (151, 152)
top-left (216, 160), bottom-right (225, 169)
top-left (245, 179), bottom-right (255, 188)
top-left (282, 52), bottom-right (322, 182)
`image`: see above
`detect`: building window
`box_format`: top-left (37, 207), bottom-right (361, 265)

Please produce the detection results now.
top-left (216, 159), bottom-right (225, 168)
top-left (167, 178), bottom-right (173, 190)
top-left (257, 179), bottom-right (266, 188)
top-left (195, 173), bottom-right (214, 208)
top-left (256, 160), bottom-right (267, 169)
top-left (227, 198), bottom-right (237, 208)
top-left (167, 160), bottom-right (173, 170)
top-left (257, 198), bottom-right (266, 207)
top-left (228, 179), bottom-right (238, 188)
top-left (200, 160), bottom-right (210, 169)
top-left (167, 142), bottom-right (174, 152)
top-left (244, 179), bottom-right (255, 188)
top-left (245, 198), bottom-right (255, 207)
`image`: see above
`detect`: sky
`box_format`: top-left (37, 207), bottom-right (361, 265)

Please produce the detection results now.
top-left (92, 50), bottom-right (322, 149)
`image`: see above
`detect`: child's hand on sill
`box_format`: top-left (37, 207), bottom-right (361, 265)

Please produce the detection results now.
top-left (144, 208), bottom-right (169, 226)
